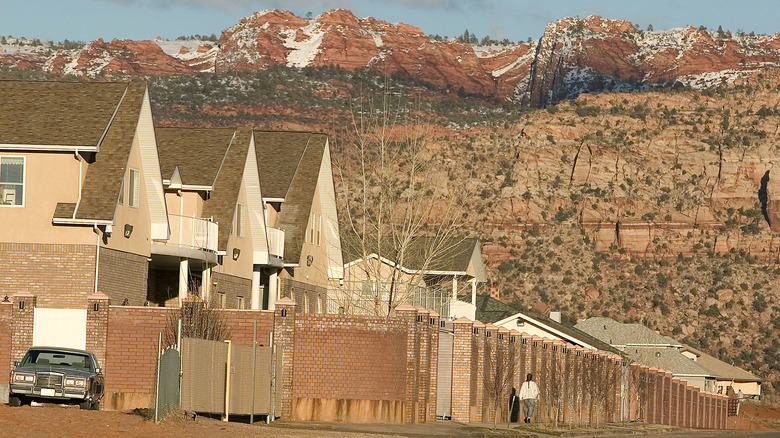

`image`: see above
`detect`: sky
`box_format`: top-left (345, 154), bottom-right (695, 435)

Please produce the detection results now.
top-left (1, 0), bottom-right (779, 43)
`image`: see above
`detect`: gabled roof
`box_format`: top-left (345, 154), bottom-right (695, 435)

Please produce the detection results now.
top-left (75, 82), bottom-right (147, 221)
top-left (472, 295), bottom-right (622, 355)
top-left (255, 131), bottom-right (327, 264)
top-left (0, 80), bottom-right (128, 147)
top-left (682, 345), bottom-right (763, 383)
top-left (254, 131), bottom-right (315, 200)
top-left (627, 347), bottom-right (715, 378)
top-left (3, 80), bottom-right (147, 223)
top-left (575, 317), bottom-right (684, 348)
top-left (203, 129), bottom-right (252, 251)
top-left (156, 127), bottom-right (236, 188)
top-left (343, 236), bottom-right (483, 276)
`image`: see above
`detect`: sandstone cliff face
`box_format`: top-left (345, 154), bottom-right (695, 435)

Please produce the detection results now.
top-left (5, 10), bottom-right (780, 106)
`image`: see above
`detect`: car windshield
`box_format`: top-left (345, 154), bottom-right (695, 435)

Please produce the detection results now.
top-left (20, 350), bottom-right (92, 371)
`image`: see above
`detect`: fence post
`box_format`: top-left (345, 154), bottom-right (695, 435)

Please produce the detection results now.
top-left (154, 332), bottom-right (161, 424)
top-left (223, 339), bottom-right (232, 422)
top-left (251, 319), bottom-right (257, 424)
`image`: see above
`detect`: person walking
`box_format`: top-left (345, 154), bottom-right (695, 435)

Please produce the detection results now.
top-left (519, 373), bottom-right (539, 423)
top-left (509, 387), bottom-right (520, 423)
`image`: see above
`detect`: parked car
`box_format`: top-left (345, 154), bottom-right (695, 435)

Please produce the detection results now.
top-left (9, 347), bottom-right (105, 410)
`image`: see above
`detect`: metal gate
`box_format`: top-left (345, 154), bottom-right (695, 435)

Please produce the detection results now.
top-left (437, 321), bottom-right (454, 419)
top-left (154, 346), bottom-right (181, 422)
top-left (181, 337), bottom-right (277, 419)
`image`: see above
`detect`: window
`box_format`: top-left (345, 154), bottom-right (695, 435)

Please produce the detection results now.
top-left (117, 178), bottom-right (124, 205)
top-left (234, 203), bottom-right (245, 237)
top-left (316, 214), bottom-right (321, 246)
top-left (0, 156), bottom-right (24, 206)
top-left (237, 296), bottom-right (245, 310)
top-left (217, 292), bottom-right (226, 309)
top-left (128, 168), bottom-right (140, 208)
top-left (309, 213), bottom-right (315, 243)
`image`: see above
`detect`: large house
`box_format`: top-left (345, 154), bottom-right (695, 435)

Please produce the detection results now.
top-left (0, 80), bottom-right (343, 336)
top-left (0, 80), bottom-right (167, 347)
top-left (337, 237), bottom-right (487, 317)
top-left (576, 317), bottom-right (763, 395)
top-left (255, 131), bottom-right (343, 312)
top-left (155, 127), bottom-right (285, 310)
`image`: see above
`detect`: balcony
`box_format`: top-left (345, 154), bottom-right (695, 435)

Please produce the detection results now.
top-left (152, 214), bottom-right (218, 262)
top-left (268, 227), bottom-right (285, 260)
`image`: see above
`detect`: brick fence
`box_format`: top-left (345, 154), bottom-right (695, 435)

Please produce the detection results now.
top-left (0, 292), bottom-right (728, 429)
top-left (449, 317), bottom-right (728, 429)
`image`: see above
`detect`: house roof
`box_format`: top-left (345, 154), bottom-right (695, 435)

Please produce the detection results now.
top-left (682, 345), bottom-right (764, 383)
top-left (255, 131), bottom-right (327, 264)
top-left (343, 236), bottom-right (482, 275)
top-left (254, 131), bottom-right (315, 200)
top-left (75, 82), bottom-right (147, 221)
top-left (155, 127), bottom-right (236, 188)
top-left (470, 294), bottom-right (622, 355)
top-left (4, 80), bottom-right (151, 223)
top-left (575, 317), bottom-right (684, 347)
top-left (627, 347), bottom-right (715, 378)
top-left (203, 129), bottom-right (252, 251)
top-left (0, 80), bottom-right (128, 147)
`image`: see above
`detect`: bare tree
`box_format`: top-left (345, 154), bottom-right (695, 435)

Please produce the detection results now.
top-left (481, 338), bottom-right (516, 430)
top-left (631, 364), bottom-right (649, 422)
top-left (164, 296), bottom-right (231, 347)
top-left (334, 86), bottom-right (469, 316)
top-left (545, 344), bottom-right (565, 428)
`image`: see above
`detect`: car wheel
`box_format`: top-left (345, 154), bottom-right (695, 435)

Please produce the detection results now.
top-left (8, 396), bottom-right (21, 407)
top-left (90, 401), bottom-right (100, 411)
top-left (79, 400), bottom-right (92, 410)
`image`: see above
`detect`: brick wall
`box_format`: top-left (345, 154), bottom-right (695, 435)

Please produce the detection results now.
top-left (0, 243), bottom-right (95, 308)
top-left (292, 313), bottom-right (407, 401)
top-left (0, 302), bottom-right (12, 385)
top-left (280, 278), bottom-right (326, 313)
top-left (97, 247), bottom-right (148, 306)
top-left (212, 272), bottom-right (251, 309)
top-left (104, 306), bottom-right (173, 410)
top-left (449, 317), bottom-right (728, 429)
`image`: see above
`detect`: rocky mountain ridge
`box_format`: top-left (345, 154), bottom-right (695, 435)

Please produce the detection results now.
top-left (4, 10), bottom-right (780, 106)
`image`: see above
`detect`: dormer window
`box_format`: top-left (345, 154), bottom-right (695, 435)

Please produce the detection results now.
top-left (0, 156), bottom-right (24, 206)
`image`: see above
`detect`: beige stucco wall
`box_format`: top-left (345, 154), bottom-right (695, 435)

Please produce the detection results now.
top-left (103, 131), bottom-right (152, 257)
top-left (0, 151), bottom-right (94, 244)
top-left (717, 380), bottom-right (761, 395)
top-left (164, 191), bottom-right (205, 218)
top-left (291, 181), bottom-right (330, 289)
top-left (212, 173), bottom-right (252, 281)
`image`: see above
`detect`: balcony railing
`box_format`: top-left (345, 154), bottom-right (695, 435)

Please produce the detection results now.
top-left (166, 214), bottom-right (218, 252)
top-left (327, 280), bottom-right (450, 318)
top-left (268, 227), bottom-right (285, 259)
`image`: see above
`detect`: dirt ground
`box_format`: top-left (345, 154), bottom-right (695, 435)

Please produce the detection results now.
top-left (726, 401), bottom-right (780, 431)
top-left (0, 404), bottom-right (394, 438)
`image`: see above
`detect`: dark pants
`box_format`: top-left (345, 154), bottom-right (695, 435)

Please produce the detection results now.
top-left (523, 398), bottom-right (535, 420)
top-left (510, 396), bottom-right (520, 422)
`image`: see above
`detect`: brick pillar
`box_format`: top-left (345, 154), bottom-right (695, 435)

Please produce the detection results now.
top-left (561, 346), bottom-right (571, 424)
top-left (498, 327), bottom-right (510, 424)
top-left (665, 371), bottom-right (673, 425)
top-left (86, 292), bottom-right (110, 370)
top-left (451, 317), bottom-right (473, 422)
top-left (427, 311), bottom-right (440, 422)
top-left (573, 347), bottom-right (585, 424)
top-left (11, 292), bottom-right (35, 367)
top-left (415, 308), bottom-right (429, 423)
top-left (467, 320), bottom-right (483, 423)
top-left (396, 303), bottom-right (419, 424)
top-left (484, 324), bottom-right (498, 425)
top-left (273, 297), bottom-right (296, 419)
top-left (669, 378), bottom-right (676, 426)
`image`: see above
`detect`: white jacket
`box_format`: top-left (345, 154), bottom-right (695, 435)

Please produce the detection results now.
top-left (519, 381), bottom-right (539, 400)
